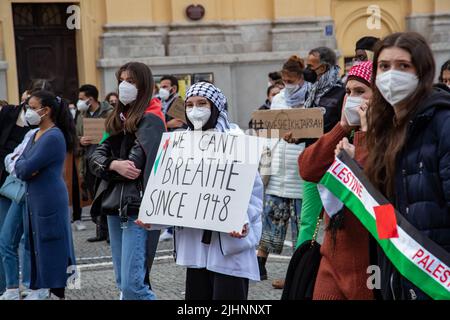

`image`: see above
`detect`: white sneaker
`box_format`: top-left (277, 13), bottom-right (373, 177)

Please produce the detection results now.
top-left (24, 289), bottom-right (50, 300)
top-left (159, 229), bottom-right (173, 242)
top-left (0, 288), bottom-right (21, 300)
top-left (73, 220), bottom-right (87, 231)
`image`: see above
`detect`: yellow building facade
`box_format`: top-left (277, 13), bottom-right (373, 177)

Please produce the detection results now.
top-left (1, 0), bottom-right (449, 126)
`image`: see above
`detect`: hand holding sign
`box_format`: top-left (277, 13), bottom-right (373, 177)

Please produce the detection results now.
top-left (135, 219), bottom-right (152, 231)
top-left (229, 223), bottom-right (249, 239)
top-left (138, 131), bottom-right (265, 233)
top-left (283, 131), bottom-right (298, 144)
top-left (80, 136), bottom-right (93, 146)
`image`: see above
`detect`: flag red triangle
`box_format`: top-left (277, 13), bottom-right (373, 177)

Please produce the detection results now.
top-left (374, 204), bottom-right (399, 239)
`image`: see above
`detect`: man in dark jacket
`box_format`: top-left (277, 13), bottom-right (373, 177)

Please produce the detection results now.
top-left (159, 75), bottom-right (187, 132)
top-left (304, 47), bottom-right (346, 133)
top-left (76, 84), bottom-right (113, 241)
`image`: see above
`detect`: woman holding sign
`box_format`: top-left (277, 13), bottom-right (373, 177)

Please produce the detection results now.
top-left (257, 55), bottom-right (310, 285)
top-left (365, 32), bottom-right (450, 300)
top-left (89, 62), bottom-right (166, 300)
top-left (298, 61), bottom-right (375, 300)
top-left (173, 82), bottom-right (263, 300)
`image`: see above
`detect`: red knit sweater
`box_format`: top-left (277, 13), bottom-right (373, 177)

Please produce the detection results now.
top-left (298, 123), bottom-right (374, 300)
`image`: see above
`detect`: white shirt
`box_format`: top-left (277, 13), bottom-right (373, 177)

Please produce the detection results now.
top-left (174, 174), bottom-right (263, 281)
top-left (5, 128), bottom-right (39, 176)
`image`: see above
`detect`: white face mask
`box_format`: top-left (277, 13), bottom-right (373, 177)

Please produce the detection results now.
top-left (284, 83), bottom-right (300, 95)
top-left (70, 108), bottom-right (76, 119)
top-left (76, 99), bottom-right (90, 112)
top-left (119, 81), bottom-right (138, 105)
top-left (159, 88), bottom-right (171, 101)
top-left (186, 106), bottom-right (211, 130)
top-left (25, 108), bottom-right (45, 126)
top-left (343, 96), bottom-right (363, 126)
top-left (376, 70), bottom-right (419, 107)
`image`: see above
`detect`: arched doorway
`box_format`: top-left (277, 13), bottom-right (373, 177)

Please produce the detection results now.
top-left (335, 5), bottom-right (402, 73)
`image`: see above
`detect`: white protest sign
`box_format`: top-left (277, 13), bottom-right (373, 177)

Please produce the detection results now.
top-left (138, 131), bottom-right (265, 233)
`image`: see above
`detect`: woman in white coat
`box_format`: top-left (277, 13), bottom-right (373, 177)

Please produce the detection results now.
top-left (257, 55), bottom-right (311, 284)
top-left (140, 82), bottom-right (263, 300)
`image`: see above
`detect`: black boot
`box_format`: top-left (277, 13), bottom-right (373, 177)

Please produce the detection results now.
top-left (87, 217), bottom-right (107, 242)
top-left (258, 256), bottom-right (268, 280)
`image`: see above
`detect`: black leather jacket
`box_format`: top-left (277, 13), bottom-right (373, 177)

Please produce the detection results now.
top-left (88, 113), bottom-right (166, 219)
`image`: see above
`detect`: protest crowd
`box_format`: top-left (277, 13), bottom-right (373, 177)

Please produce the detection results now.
top-left (0, 30), bottom-right (450, 302)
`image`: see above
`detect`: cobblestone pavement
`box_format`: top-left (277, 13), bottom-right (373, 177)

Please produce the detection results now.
top-left (66, 209), bottom-right (293, 300)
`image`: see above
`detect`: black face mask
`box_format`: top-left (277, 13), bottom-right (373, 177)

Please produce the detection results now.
top-left (303, 67), bottom-right (318, 84)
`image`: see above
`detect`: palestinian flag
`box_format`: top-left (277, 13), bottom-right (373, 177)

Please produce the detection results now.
top-left (318, 151), bottom-right (450, 300)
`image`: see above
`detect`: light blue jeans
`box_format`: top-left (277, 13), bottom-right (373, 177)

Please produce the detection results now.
top-left (19, 200), bottom-right (30, 288)
top-left (0, 199), bottom-right (31, 289)
top-left (0, 196), bottom-right (9, 294)
top-left (107, 215), bottom-right (158, 300)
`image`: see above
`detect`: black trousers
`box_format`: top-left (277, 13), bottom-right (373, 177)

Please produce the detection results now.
top-left (185, 268), bottom-right (249, 300)
top-left (71, 156), bottom-right (82, 222)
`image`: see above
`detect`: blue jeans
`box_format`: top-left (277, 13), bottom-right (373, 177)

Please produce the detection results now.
top-left (0, 196), bottom-right (10, 294)
top-left (0, 200), bottom-right (31, 289)
top-left (107, 215), bottom-right (157, 300)
top-left (19, 202), bottom-right (31, 288)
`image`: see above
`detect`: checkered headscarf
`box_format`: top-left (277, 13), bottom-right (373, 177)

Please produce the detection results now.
top-left (347, 61), bottom-right (373, 85)
top-left (185, 82), bottom-right (231, 132)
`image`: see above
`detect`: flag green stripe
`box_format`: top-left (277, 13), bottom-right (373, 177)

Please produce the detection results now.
top-left (320, 172), bottom-right (450, 300)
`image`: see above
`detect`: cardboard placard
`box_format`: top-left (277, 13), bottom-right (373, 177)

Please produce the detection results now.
top-left (250, 108), bottom-right (324, 139)
top-left (82, 118), bottom-right (105, 144)
top-left (139, 131), bottom-right (265, 233)
top-left (166, 98), bottom-right (187, 124)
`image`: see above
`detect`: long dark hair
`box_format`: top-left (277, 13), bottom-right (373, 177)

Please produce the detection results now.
top-left (365, 32), bottom-right (436, 198)
top-left (30, 90), bottom-right (77, 152)
top-left (105, 62), bottom-right (154, 135)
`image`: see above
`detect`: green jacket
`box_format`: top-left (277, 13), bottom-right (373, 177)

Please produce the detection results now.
top-left (296, 181), bottom-right (323, 248)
